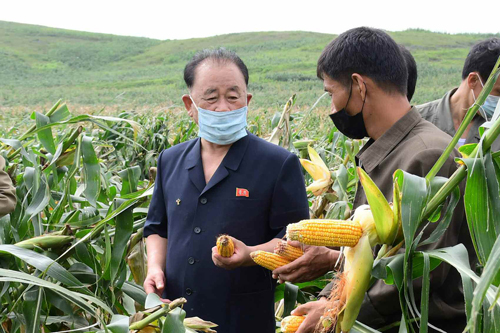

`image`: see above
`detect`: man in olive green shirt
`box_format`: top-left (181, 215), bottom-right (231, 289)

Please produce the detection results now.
top-left (0, 156), bottom-right (16, 217)
top-left (417, 37), bottom-right (500, 151)
top-left (290, 27), bottom-right (472, 333)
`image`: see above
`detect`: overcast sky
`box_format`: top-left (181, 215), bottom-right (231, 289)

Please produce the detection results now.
top-left (1, 0), bottom-right (499, 40)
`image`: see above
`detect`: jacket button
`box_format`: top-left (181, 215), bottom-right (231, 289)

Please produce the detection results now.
top-left (194, 227), bottom-right (201, 234)
top-left (200, 197), bottom-right (208, 204)
top-left (185, 288), bottom-right (193, 296)
top-left (188, 257), bottom-right (195, 265)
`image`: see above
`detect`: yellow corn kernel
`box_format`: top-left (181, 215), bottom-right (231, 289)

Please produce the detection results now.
top-left (274, 240), bottom-right (304, 261)
top-left (250, 251), bottom-right (291, 271)
top-left (216, 235), bottom-right (234, 257)
top-left (281, 316), bottom-right (305, 333)
top-left (286, 219), bottom-right (362, 247)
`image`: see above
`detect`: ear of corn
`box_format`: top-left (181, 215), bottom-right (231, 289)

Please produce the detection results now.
top-left (339, 234), bottom-right (374, 332)
top-left (281, 315), bottom-right (306, 333)
top-left (286, 219), bottom-right (363, 247)
top-left (300, 146), bottom-right (332, 196)
top-left (250, 251), bottom-right (291, 271)
top-left (15, 235), bottom-right (74, 250)
top-left (216, 235), bottom-right (234, 257)
top-left (274, 240), bottom-right (304, 261)
top-left (351, 205), bottom-right (380, 247)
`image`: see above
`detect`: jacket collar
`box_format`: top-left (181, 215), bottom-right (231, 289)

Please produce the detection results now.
top-left (357, 107), bottom-right (422, 173)
top-left (184, 133), bottom-right (251, 194)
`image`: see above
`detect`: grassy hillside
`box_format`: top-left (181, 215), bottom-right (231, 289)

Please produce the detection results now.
top-left (1, 20), bottom-right (499, 114)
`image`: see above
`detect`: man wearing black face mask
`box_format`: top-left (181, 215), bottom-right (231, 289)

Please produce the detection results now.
top-left (290, 27), bottom-right (472, 333)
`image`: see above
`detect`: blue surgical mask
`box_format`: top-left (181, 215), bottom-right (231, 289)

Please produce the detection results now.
top-left (472, 74), bottom-right (499, 120)
top-left (190, 96), bottom-right (248, 145)
top-left (483, 94), bottom-right (499, 119)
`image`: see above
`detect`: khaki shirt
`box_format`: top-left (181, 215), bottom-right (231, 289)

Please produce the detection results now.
top-left (417, 88), bottom-right (500, 152)
top-left (319, 108), bottom-right (473, 332)
top-left (0, 156), bottom-right (16, 217)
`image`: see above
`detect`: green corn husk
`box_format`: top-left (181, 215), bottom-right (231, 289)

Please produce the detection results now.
top-left (15, 235), bottom-right (74, 250)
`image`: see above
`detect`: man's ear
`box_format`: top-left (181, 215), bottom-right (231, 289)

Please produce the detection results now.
top-left (352, 74), bottom-right (367, 100)
top-left (182, 94), bottom-right (193, 111)
top-left (466, 72), bottom-right (481, 90)
top-left (182, 94), bottom-right (195, 118)
top-left (246, 93), bottom-right (253, 105)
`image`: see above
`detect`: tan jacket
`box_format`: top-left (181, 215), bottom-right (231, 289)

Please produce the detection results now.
top-left (319, 108), bottom-right (473, 332)
top-left (0, 156), bottom-right (16, 217)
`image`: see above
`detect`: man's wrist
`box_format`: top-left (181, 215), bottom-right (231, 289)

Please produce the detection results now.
top-left (244, 245), bottom-right (256, 266)
top-left (328, 248), bottom-right (339, 271)
top-left (147, 264), bottom-right (165, 273)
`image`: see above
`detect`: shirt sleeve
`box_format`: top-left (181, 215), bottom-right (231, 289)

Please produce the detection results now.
top-left (144, 151), bottom-right (168, 239)
top-left (269, 153), bottom-right (310, 238)
top-left (0, 156), bottom-right (16, 217)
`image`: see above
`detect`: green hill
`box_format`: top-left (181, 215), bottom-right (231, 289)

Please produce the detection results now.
top-left (0, 20), bottom-right (498, 112)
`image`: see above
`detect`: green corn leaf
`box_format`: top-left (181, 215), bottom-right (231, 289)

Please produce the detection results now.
top-left (43, 315), bottom-right (89, 329)
top-left (162, 307), bottom-right (186, 333)
top-left (358, 167), bottom-right (395, 244)
top-left (0, 268), bottom-right (113, 315)
top-left (22, 287), bottom-right (43, 333)
top-left (393, 169), bottom-right (430, 331)
top-left (467, 236), bottom-right (500, 331)
top-left (122, 281), bottom-right (146, 307)
top-left (0, 245), bottom-right (83, 288)
top-left (418, 183), bottom-right (460, 247)
top-left (35, 112), bottom-right (56, 155)
top-left (44, 288), bottom-right (76, 315)
top-left (372, 253), bottom-right (442, 288)
top-left (458, 143), bottom-right (477, 159)
top-left (283, 282), bottom-right (299, 318)
top-left (102, 223), bottom-right (112, 281)
top-left (48, 104), bottom-right (71, 123)
top-left (484, 152), bottom-right (500, 236)
top-left (119, 166), bottom-right (142, 195)
top-left (100, 315), bottom-right (130, 333)
top-left (145, 293), bottom-right (165, 309)
top-left (21, 114), bottom-right (145, 150)
top-left (351, 320), bottom-right (383, 333)
top-left (81, 136), bottom-right (100, 208)
top-left (419, 253), bottom-right (430, 333)
top-left (110, 198), bottom-right (134, 283)
top-left (460, 156), bottom-right (499, 265)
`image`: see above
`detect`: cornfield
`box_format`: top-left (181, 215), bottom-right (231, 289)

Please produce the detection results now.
top-left (0, 56), bottom-right (499, 333)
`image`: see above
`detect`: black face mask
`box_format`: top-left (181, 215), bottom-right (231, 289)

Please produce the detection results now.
top-left (329, 82), bottom-right (368, 139)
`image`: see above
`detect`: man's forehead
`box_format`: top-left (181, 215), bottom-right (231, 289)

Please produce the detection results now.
top-left (195, 60), bottom-right (244, 79)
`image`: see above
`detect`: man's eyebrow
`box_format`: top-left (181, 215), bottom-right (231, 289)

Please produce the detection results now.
top-left (203, 88), bottom-right (217, 95)
top-left (228, 86), bottom-right (241, 93)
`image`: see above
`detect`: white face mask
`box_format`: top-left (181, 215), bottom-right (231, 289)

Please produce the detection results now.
top-left (189, 96), bottom-right (248, 145)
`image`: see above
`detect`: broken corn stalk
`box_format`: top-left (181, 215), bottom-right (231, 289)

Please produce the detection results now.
top-left (274, 240), bottom-right (304, 261)
top-left (250, 251), bottom-right (291, 271)
top-left (281, 315), bottom-right (306, 333)
top-left (216, 235), bottom-right (234, 257)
